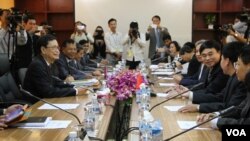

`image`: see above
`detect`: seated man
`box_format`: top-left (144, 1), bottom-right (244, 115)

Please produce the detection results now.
top-left (79, 39), bottom-right (108, 68)
top-left (179, 42), bottom-right (247, 113)
top-left (56, 39), bottom-right (88, 80)
top-left (75, 44), bottom-right (102, 76)
top-left (197, 45), bottom-right (250, 129)
top-left (173, 40), bottom-right (206, 86)
top-left (23, 35), bottom-right (87, 104)
top-left (190, 40), bottom-right (229, 94)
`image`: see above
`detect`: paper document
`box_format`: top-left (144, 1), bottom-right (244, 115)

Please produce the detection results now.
top-left (19, 120), bottom-right (72, 129)
top-left (159, 83), bottom-right (176, 87)
top-left (177, 121), bottom-right (211, 130)
top-left (164, 106), bottom-right (183, 111)
top-left (153, 69), bottom-right (173, 72)
top-left (150, 65), bottom-right (159, 69)
top-left (152, 71), bottom-right (175, 75)
top-left (38, 104), bottom-right (79, 110)
top-left (71, 78), bottom-right (98, 87)
top-left (156, 93), bottom-right (169, 97)
top-left (158, 77), bottom-right (174, 80)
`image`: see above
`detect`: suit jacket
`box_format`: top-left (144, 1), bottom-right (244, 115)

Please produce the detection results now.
top-left (15, 31), bottom-right (33, 69)
top-left (193, 74), bottom-right (247, 113)
top-left (146, 27), bottom-right (170, 58)
top-left (56, 54), bottom-right (86, 80)
top-left (181, 64), bottom-right (207, 86)
top-left (193, 62), bottom-right (229, 95)
top-left (187, 55), bottom-right (201, 77)
top-left (23, 55), bottom-right (76, 104)
top-left (217, 96), bottom-right (250, 129)
top-left (80, 54), bottom-right (98, 68)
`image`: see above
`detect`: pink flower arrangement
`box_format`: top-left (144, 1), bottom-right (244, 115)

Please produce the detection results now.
top-left (107, 70), bottom-right (138, 100)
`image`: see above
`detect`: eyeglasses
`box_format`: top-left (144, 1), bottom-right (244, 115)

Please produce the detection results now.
top-left (47, 46), bottom-right (60, 51)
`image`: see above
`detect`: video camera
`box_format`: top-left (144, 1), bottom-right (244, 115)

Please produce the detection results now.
top-left (7, 8), bottom-right (23, 29)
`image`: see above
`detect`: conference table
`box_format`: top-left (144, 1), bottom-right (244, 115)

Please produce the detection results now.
top-left (0, 95), bottom-right (116, 141)
top-left (128, 76), bottom-right (222, 141)
top-left (0, 72), bottom-right (222, 141)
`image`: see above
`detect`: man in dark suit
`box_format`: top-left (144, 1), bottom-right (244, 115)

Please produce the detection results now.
top-left (173, 40), bottom-right (206, 86)
top-left (192, 40), bottom-right (229, 94)
top-left (146, 15), bottom-right (170, 59)
top-left (178, 42), bottom-right (247, 113)
top-left (56, 39), bottom-right (88, 80)
top-left (23, 35), bottom-right (87, 104)
top-left (197, 45), bottom-right (250, 129)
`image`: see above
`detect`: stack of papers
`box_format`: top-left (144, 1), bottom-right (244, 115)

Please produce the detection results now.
top-left (71, 78), bottom-right (98, 87)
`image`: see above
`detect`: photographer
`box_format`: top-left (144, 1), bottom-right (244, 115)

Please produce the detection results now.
top-left (224, 14), bottom-right (249, 44)
top-left (92, 26), bottom-right (106, 59)
top-left (0, 9), bottom-right (27, 59)
top-left (70, 21), bottom-right (94, 44)
top-left (122, 21), bottom-right (146, 69)
top-left (15, 13), bottom-right (38, 69)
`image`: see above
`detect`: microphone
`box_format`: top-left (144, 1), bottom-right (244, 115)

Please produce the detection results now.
top-left (19, 86), bottom-right (104, 141)
top-left (19, 85), bottom-right (82, 124)
top-left (149, 82), bottom-right (204, 112)
top-left (164, 106), bottom-right (235, 141)
top-left (151, 56), bottom-right (168, 64)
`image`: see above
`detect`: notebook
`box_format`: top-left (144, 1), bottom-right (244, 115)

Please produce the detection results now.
top-left (12, 116), bottom-right (51, 127)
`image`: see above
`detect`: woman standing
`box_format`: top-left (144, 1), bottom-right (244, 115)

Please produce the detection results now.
top-left (122, 22), bottom-right (146, 69)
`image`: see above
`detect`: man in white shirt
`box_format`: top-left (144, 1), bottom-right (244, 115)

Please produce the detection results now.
top-left (104, 18), bottom-right (123, 66)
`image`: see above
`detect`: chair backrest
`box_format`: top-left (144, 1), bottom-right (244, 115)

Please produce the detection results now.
top-left (0, 53), bottom-right (10, 76)
top-left (18, 68), bottom-right (28, 86)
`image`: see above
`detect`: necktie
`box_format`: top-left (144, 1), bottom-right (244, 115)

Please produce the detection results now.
top-left (155, 28), bottom-right (160, 48)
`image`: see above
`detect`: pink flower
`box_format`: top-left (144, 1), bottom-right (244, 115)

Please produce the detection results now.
top-left (107, 70), bottom-right (142, 101)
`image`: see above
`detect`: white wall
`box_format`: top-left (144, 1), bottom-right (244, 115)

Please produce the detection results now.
top-left (75, 0), bottom-right (192, 56)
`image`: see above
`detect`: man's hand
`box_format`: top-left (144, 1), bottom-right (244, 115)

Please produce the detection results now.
top-left (197, 113), bottom-right (215, 123)
top-left (156, 48), bottom-right (165, 53)
top-left (77, 87), bottom-right (88, 95)
top-left (65, 75), bottom-right (74, 83)
top-left (178, 104), bottom-right (199, 113)
top-left (0, 116), bottom-right (7, 130)
top-left (100, 59), bottom-right (109, 65)
top-left (92, 70), bottom-right (102, 76)
top-left (173, 74), bottom-right (183, 84)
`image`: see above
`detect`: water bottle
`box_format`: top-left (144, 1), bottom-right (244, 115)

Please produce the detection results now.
top-left (139, 119), bottom-right (152, 141)
top-left (92, 94), bottom-right (101, 115)
top-left (84, 105), bottom-right (95, 132)
top-left (68, 131), bottom-right (81, 141)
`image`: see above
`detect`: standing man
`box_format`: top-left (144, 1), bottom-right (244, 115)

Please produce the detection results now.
top-left (14, 14), bottom-right (40, 70)
top-left (146, 15), bottom-right (170, 59)
top-left (104, 18), bottom-right (123, 66)
top-left (0, 9), bottom-right (27, 60)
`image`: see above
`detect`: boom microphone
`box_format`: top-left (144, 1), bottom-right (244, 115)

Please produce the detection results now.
top-left (164, 106), bottom-right (235, 141)
top-left (149, 82), bottom-right (204, 112)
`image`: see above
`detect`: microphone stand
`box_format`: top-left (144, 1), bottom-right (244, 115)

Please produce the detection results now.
top-left (164, 106), bottom-right (235, 141)
top-left (20, 86), bottom-right (82, 124)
